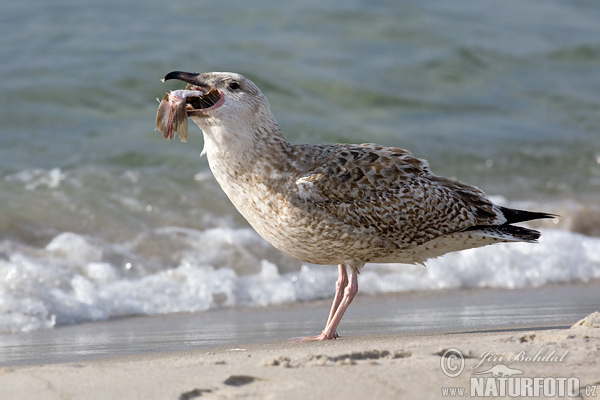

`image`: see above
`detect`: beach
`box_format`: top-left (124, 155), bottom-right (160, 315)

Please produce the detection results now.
top-left (1, 312), bottom-right (598, 399)
top-left (1, 284), bottom-right (599, 399)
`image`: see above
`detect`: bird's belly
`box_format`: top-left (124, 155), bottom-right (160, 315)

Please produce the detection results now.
top-left (234, 194), bottom-right (348, 264)
top-left (217, 177), bottom-right (378, 264)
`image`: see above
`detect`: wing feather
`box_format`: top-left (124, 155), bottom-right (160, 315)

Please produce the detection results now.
top-left (292, 143), bottom-right (504, 246)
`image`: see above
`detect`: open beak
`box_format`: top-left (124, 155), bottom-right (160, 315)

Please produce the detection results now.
top-left (161, 71), bottom-right (224, 114)
top-left (156, 71), bottom-right (226, 142)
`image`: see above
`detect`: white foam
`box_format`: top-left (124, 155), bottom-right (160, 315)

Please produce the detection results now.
top-left (361, 229), bottom-right (600, 293)
top-left (5, 168), bottom-right (65, 190)
top-left (0, 226), bottom-right (599, 334)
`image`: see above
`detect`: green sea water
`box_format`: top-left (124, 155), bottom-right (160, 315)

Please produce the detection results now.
top-left (1, 0), bottom-right (600, 333)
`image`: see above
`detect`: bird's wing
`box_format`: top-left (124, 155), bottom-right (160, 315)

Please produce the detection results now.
top-left (293, 143), bottom-right (505, 246)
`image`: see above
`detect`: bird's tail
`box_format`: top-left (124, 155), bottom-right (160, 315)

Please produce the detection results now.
top-left (465, 207), bottom-right (557, 243)
top-left (469, 224), bottom-right (541, 243)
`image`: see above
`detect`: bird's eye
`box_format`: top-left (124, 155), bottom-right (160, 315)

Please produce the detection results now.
top-left (228, 81), bottom-right (241, 91)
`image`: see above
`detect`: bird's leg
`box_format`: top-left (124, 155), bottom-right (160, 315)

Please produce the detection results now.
top-left (320, 269), bottom-right (358, 339)
top-left (292, 267), bottom-right (358, 342)
top-left (324, 264), bottom-right (348, 336)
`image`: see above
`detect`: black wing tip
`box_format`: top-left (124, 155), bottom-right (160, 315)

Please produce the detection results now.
top-left (464, 207), bottom-right (554, 242)
top-left (499, 206), bottom-right (558, 225)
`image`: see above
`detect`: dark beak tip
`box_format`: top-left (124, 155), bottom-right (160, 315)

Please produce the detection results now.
top-left (162, 70), bottom-right (197, 83)
top-left (162, 71), bottom-right (179, 82)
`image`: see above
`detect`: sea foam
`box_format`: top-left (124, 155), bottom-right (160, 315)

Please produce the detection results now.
top-left (1, 226), bottom-right (599, 334)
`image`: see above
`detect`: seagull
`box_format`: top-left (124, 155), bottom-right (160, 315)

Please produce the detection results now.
top-left (155, 71), bottom-right (554, 341)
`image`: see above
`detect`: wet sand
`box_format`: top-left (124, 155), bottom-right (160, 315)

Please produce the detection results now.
top-left (0, 284), bottom-right (598, 399)
top-left (0, 314), bottom-right (598, 399)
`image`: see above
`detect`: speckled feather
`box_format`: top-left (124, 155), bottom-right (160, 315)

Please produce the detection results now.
top-left (156, 72), bottom-right (551, 271)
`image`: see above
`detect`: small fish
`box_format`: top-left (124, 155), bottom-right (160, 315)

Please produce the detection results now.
top-left (155, 88), bottom-right (205, 142)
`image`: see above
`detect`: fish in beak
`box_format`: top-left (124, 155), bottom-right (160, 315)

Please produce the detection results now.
top-left (155, 71), bottom-right (224, 142)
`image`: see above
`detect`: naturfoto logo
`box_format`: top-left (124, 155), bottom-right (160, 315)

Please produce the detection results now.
top-left (440, 348), bottom-right (596, 398)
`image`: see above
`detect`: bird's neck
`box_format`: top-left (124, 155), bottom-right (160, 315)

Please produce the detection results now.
top-left (200, 119), bottom-right (295, 181)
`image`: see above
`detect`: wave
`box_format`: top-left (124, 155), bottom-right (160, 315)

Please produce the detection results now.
top-left (1, 224), bottom-right (599, 334)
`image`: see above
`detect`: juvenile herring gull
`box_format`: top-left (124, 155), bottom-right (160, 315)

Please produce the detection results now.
top-left (155, 71), bottom-right (554, 341)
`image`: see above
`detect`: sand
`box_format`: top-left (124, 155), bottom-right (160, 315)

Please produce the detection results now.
top-left (1, 311), bottom-right (598, 400)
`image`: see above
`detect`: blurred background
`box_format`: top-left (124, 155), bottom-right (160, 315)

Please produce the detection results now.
top-left (1, 0), bottom-right (599, 334)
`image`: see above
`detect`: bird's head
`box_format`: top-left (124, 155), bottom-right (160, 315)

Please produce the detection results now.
top-left (160, 71), bottom-right (275, 134)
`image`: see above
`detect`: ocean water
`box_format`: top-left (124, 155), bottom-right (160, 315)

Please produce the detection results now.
top-left (1, 0), bottom-right (600, 334)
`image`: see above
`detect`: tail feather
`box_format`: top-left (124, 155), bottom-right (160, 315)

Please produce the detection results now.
top-left (470, 225), bottom-right (541, 243)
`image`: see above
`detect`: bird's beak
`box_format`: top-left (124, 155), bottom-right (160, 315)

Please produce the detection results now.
top-left (162, 71), bottom-right (210, 91)
top-left (160, 71), bottom-right (225, 118)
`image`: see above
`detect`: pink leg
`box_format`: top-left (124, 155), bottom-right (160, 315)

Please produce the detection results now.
top-left (325, 264), bottom-right (348, 334)
top-left (293, 266), bottom-right (358, 342)
top-left (320, 269), bottom-right (358, 339)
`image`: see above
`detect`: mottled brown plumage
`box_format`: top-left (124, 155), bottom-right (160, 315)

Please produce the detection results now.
top-left (155, 71), bottom-right (554, 341)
